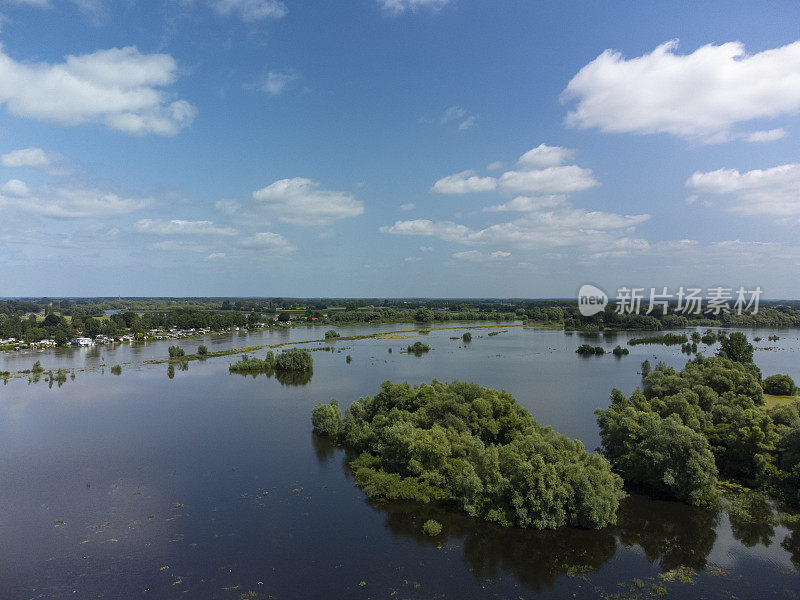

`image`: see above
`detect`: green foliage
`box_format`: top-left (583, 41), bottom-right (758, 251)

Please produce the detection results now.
top-left (32, 360), bottom-right (43, 374)
top-left (324, 329), bottom-right (340, 339)
top-left (168, 345), bottom-right (185, 358)
top-left (167, 364), bottom-right (175, 379)
top-left (110, 365), bottom-right (122, 375)
top-left (275, 348), bottom-right (313, 371)
top-left (628, 333), bottom-right (688, 346)
top-left (612, 345), bottom-right (629, 357)
top-left (641, 360), bottom-right (651, 378)
top-left (311, 399), bottom-right (343, 437)
top-left (229, 352), bottom-right (275, 373)
top-left (599, 355), bottom-right (800, 508)
top-left (414, 307), bottom-right (434, 323)
top-left (422, 519), bottom-right (443, 536)
top-left (198, 345), bottom-right (208, 355)
top-left (407, 341), bottom-right (430, 355)
top-left (315, 380), bottom-right (625, 529)
top-left (717, 332), bottom-right (754, 363)
top-left (462, 332), bottom-right (472, 343)
top-left (576, 344), bottom-right (604, 356)
top-left (346, 354), bottom-right (352, 363)
top-left (763, 374), bottom-right (796, 396)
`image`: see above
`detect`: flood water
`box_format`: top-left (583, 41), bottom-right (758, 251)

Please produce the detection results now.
top-left (0, 323), bottom-right (798, 599)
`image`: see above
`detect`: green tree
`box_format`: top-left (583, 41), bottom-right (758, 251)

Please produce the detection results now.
top-left (414, 307), bottom-right (434, 323)
top-left (717, 332), bottom-right (754, 363)
top-left (311, 399), bottom-right (343, 437)
top-left (763, 374), bottom-right (796, 396)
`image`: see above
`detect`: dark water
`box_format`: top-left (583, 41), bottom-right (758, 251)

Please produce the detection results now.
top-left (0, 323), bottom-right (798, 599)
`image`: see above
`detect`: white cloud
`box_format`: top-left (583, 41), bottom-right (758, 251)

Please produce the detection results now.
top-left (240, 231), bottom-right (296, 254)
top-left (378, 0), bottom-right (451, 16)
top-left (432, 145), bottom-right (598, 196)
top-left (260, 70), bottom-right (298, 96)
top-left (0, 180), bottom-right (148, 217)
top-left (207, 252), bottom-right (226, 259)
top-left (380, 219), bottom-right (470, 242)
top-left (252, 177), bottom-right (364, 226)
top-left (0, 45), bottom-right (195, 135)
top-left (431, 170), bottom-right (497, 194)
top-left (517, 143), bottom-right (574, 169)
top-left (212, 0), bottom-right (287, 21)
top-left (498, 165), bottom-right (598, 195)
top-left (1, 178), bottom-right (29, 197)
top-left (400, 202), bottom-right (415, 211)
top-left (5, 0), bottom-right (49, 6)
top-left (134, 219), bottom-right (238, 236)
top-left (151, 240), bottom-right (209, 253)
top-left (563, 39), bottom-right (800, 143)
top-left (1, 147), bottom-right (62, 172)
top-left (452, 250), bottom-right (511, 262)
top-left (458, 115), bottom-right (476, 130)
top-left (685, 163), bottom-right (800, 216)
top-left (404, 256), bottom-right (422, 262)
top-left (426, 105), bottom-right (476, 131)
top-left (484, 195), bottom-right (566, 212)
top-left (487, 161), bottom-right (503, 171)
top-left (742, 128), bottom-right (787, 143)
top-left (419, 245), bottom-right (433, 251)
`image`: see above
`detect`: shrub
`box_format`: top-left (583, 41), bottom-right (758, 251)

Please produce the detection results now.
top-left (576, 344), bottom-right (604, 356)
top-left (110, 365), bottom-right (122, 375)
top-left (407, 341), bottom-right (430, 355)
top-left (275, 348), bottom-right (313, 371)
top-left (311, 399), bottom-right (343, 437)
top-left (422, 519), bottom-right (443, 536)
top-left (229, 352), bottom-right (275, 373)
top-left (313, 380), bottom-right (624, 529)
top-left (763, 374), bottom-right (797, 396)
top-left (462, 332), bottom-right (472, 343)
top-left (198, 345), bottom-right (208, 355)
top-left (612, 345), bottom-right (629, 357)
top-left (168, 346), bottom-right (185, 358)
top-left (346, 355), bottom-right (352, 363)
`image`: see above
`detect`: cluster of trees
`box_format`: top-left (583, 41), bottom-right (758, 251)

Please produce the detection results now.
top-left (612, 345), bottom-right (629, 357)
top-left (229, 352), bottom-right (275, 373)
top-left (229, 348), bottom-right (313, 374)
top-left (576, 344), bottom-right (605, 356)
top-left (312, 380), bottom-right (625, 530)
top-left (628, 333), bottom-right (688, 346)
top-left (407, 341), bottom-right (430, 355)
top-left (596, 334), bottom-right (800, 508)
top-left (763, 374), bottom-right (797, 397)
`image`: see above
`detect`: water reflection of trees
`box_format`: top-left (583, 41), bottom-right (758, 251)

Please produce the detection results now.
top-left (366, 493), bottom-right (721, 591)
top-left (229, 368), bottom-right (313, 386)
top-left (782, 526), bottom-right (800, 570)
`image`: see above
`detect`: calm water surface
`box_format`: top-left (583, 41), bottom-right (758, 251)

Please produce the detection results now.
top-left (0, 323), bottom-right (798, 599)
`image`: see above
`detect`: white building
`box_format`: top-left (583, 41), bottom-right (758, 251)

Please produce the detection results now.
top-left (71, 337), bottom-right (94, 347)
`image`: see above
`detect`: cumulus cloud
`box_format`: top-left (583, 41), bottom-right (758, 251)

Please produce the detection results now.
top-left (260, 70), bottom-right (298, 95)
top-left (452, 250), bottom-right (511, 261)
top-left (0, 180), bottom-right (148, 217)
top-left (0, 45), bottom-right (195, 135)
top-left (431, 170), bottom-right (497, 194)
top-left (483, 195), bottom-right (566, 212)
top-left (134, 219), bottom-right (238, 235)
top-left (1, 147), bottom-right (57, 168)
top-left (212, 0), bottom-right (287, 21)
top-left (240, 231), bottom-right (296, 255)
top-left (431, 144), bottom-right (598, 196)
top-left (377, 0), bottom-right (451, 16)
top-left (563, 39), bottom-right (800, 143)
top-left (686, 163), bottom-right (800, 216)
top-left (252, 177), bottom-right (364, 226)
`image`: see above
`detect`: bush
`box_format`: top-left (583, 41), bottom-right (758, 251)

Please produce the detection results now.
top-left (325, 330), bottom-right (340, 339)
top-left (110, 365), bottom-right (122, 375)
top-left (462, 332), bottom-right (472, 343)
top-left (612, 345), bottom-right (629, 357)
top-left (198, 345), bottom-right (208, 355)
top-left (346, 355), bottom-right (352, 363)
top-left (407, 341), bottom-right (430, 355)
top-left (311, 399), bottom-right (343, 437)
top-left (275, 348), bottom-right (313, 371)
top-left (763, 374), bottom-right (796, 396)
top-left (229, 352), bottom-right (275, 373)
top-left (576, 344), bottom-right (604, 356)
top-left (168, 346), bottom-right (185, 358)
top-left (422, 519), bottom-right (443, 536)
top-left (313, 380), bottom-right (625, 529)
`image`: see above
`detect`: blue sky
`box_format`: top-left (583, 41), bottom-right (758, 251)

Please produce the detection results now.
top-left (1, 0), bottom-right (799, 298)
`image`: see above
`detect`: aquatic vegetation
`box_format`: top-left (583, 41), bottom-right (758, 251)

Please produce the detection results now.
top-left (168, 345), bottom-right (185, 358)
top-left (198, 345), bottom-right (208, 355)
top-left (628, 333), bottom-right (688, 346)
top-left (275, 348), bottom-right (313, 371)
top-left (487, 330), bottom-right (506, 336)
top-left (32, 360), bottom-right (44, 374)
top-left (406, 341), bottom-right (430, 355)
top-left (422, 519), bottom-right (442, 536)
top-left (312, 380), bottom-right (624, 529)
top-left (462, 332), bottom-right (472, 343)
top-left (346, 354), bottom-right (352, 363)
top-left (576, 344), bottom-right (604, 356)
top-left (599, 352), bottom-right (800, 508)
top-left (612, 345), bottom-right (629, 357)
top-left (324, 329), bottom-right (340, 339)
top-left (110, 365), bottom-right (122, 375)
top-left (229, 352), bottom-right (275, 373)
top-left (167, 364), bottom-right (175, 379)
